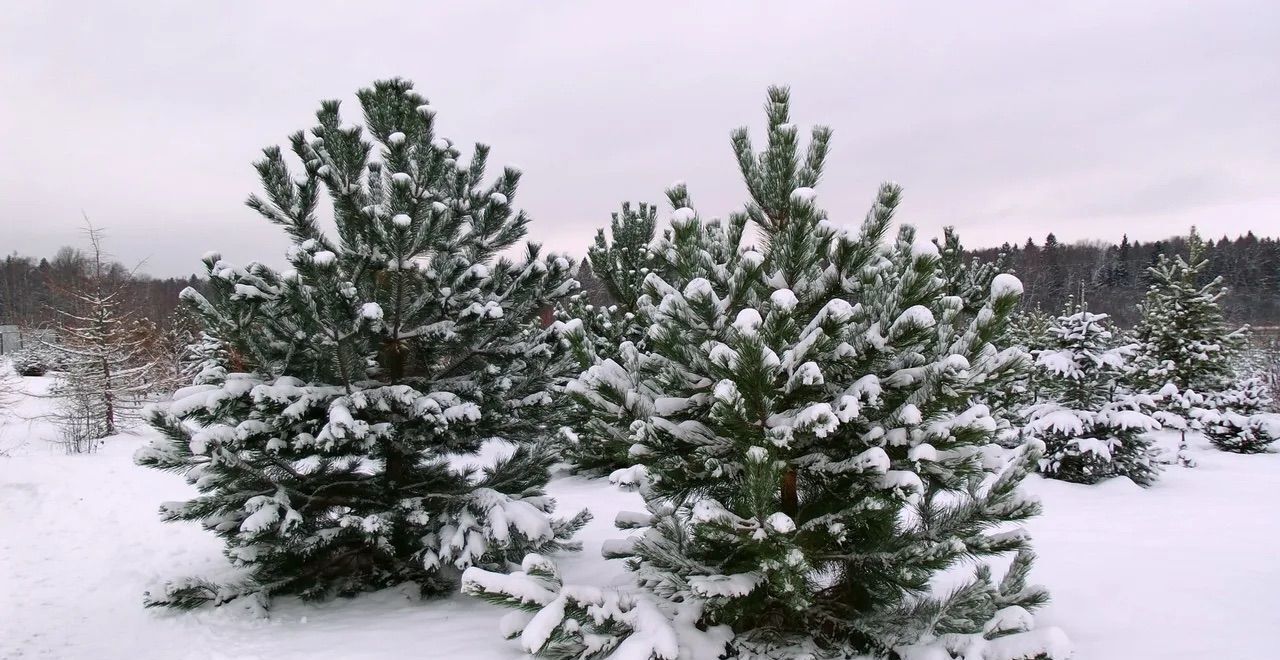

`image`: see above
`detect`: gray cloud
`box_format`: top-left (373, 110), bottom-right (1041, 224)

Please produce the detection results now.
top-left (2, 1), bottom-right (1277, 276)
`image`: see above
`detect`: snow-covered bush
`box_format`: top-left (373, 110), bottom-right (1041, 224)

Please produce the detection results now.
top-left (1024, 308), bottom-right (1161, 485)
top-left (135, 79), bottom-right (587, 609)
top-left (1202, 376), bottom-right (1278, 453)
top-left (8, 345), bottom-right (60, 376)
top-left (472, 87), bottom-right (1066, 659)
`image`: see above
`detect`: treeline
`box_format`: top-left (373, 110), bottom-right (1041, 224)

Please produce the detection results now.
top-left (972, 231), bottom-right (1280, 326)
top-left (5, 231), bottom-right (1279, 332)
top-left (0, 249), bottom-right (198, 329)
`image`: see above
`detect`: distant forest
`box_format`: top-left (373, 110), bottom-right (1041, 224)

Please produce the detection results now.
top-left (970, 231), bottom-right (1280, 327)
top-left (0, 248), bottom-right (196, 330)
top-left (4, 230), bottom-right (1279, 332)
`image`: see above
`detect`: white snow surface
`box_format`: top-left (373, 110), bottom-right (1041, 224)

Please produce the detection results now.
top-left (1, 379), bottom-right (1279, 659)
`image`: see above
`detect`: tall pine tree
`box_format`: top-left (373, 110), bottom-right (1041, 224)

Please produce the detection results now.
top-left (466, 88), bottom-right (1066, 659)
top-left (1133, 228), bottom-right (1244, 392)
top-left (136, 79), bottom-right (587, 609)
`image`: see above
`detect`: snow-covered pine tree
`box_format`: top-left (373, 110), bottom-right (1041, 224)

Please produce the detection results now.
top-left (553, 203), bottom-right (659, 472)
top-left (1007, 308), bottom-right (1053, 356)
top-left (467, 87), bottom-right (1065, 659)
top-left (933, 228), bottom-right (1028, 446)
top-left (1131, 228), bottom-right (1263, 456)
top-left (138, 310), bottom-right (202, 396)
top-left (47, 223), bottom-right (154, 451)
top-left (935, 226), bottom-right (1007, 317)
top-left (135, 78), bottom-right (587, 609)
top-left (557, 202), bottom-right (658, 365)
top-left (1203, 376), bottom-right (1277, 453)
top-left (1133, 228), bottom-right (1244, 393)
top-left (557, 191), bottom-right (747, 474)
top-left (1023, 304), bottom-right (1161, 485)
top-left (1004, 307), bottom-right (1055, 431)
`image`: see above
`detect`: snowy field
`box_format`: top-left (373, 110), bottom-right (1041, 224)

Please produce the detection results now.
top-left (2, 375), bottom-right (1278, 659)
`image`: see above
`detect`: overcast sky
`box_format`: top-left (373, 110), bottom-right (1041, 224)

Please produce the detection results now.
top-left (3, 1), bottom-right (1277, 277)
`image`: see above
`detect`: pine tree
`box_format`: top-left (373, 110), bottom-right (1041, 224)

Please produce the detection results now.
top-left (552, 203), bottom-right (659, 472)
top-left (557, 192), bottom-right (747, 474)
top-left (141, 311), bottom-right (202, 395)
top-left (935, 226), bottom-right (1006, 316)
top-left (1203, 376), bottom-right (1277, 453)
top-left (934, 228), bottom-right (1027, 445)
top-left (1115, 234), bottom-right (1133, 286)
top-left (466, 88), bottom-right (1064, 658)
top-left (1133, 228), bottom-right (1244, 392)
top-left (47, 223), bottom-right (153, 451)
top-left (557, 201), bottom-right (659, 366)
top-left (1002, 307), bottom-right (1056, 444)
top-left (1024, 305), bottom-right (1161, 485)
top-left (135, 79), bottom-right (588, 609)
top-left (1132, 228), bottom-right (1257, 455)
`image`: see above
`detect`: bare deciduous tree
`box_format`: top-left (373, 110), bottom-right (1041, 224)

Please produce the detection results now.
top-left (44, 220), bottom-right (155, 451)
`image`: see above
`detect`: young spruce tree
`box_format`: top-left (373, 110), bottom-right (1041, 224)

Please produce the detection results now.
top-left (136, 79), bottom-right (587, 609)
top-left (466, 88), bottom-right (1066, 659)
top-left (1133, 228), bottom-right (1244, 393)
top-left (1024, 304), bottom-right (1161, 485)
top-left (1131, 228), bottom-right (1271, 454)
top-left (1203, 376), bottom-right (1278, 453)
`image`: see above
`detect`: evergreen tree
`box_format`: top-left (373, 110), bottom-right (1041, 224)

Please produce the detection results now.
top-left (466, 88), bottom-right (1064, 658)
top-left (1133, 228), bottom-right (1244, 393)
top-left (1002, 307), bottom-right (1056, 441)
top-left (934, 228), bottom-right (1026, 445)
top-left (935, 226), bottom-right (1005, 316)
top-left (135, 79), bottom-right (587, 609)
top-left (1024, 305), bottom-right (1161, 485)
top-left (557, 201), bottom-right (659, 366)
top-left (552, 202), bottom-right (660, 472)
top-left (1203, 376), bottom-right (1277, 453)
top-left (557, 191), bottom-right (747, 474)
top-left (1115, 234), bottom-right (1132, 286)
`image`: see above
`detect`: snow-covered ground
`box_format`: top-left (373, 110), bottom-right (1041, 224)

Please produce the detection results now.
top-left (2, 375), bottom-right (1278, 659)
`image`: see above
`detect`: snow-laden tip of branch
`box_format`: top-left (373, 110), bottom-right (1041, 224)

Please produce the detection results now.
top-left (991, 273), bottom-right (1024, 299)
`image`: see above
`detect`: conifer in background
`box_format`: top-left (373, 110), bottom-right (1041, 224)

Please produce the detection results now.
top-left (1005, 307), bottom-right (1055, 426)
top-left (553, 203), bottom-right (660, 472)
top-left (136, 79), bottom-right (587, 609)
top-left (556, 192), bottom-right (748, 474)
top-left (568, 201), bottom-right (660, 359)
top-left (1129, 228), bottom-right (1276, 454)
top-left (467, 88), bottom-right (1066, 659)
top-left (1203, 376), bottom-right (1278, 453)
top-left (934, 228), bottom-right (1028, 445)
top-left (1024, 304), bottom-right (1161, 485)
top-left (1133, 228), bottom-right (1244, 393)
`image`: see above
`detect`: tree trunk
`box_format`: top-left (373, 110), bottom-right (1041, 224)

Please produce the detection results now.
top-left (101, 355), bottom-right (115, 436)
top-left (380, 338), bottom-right (410, 486)
top-left (781, 467), bottom-right (798, 518)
